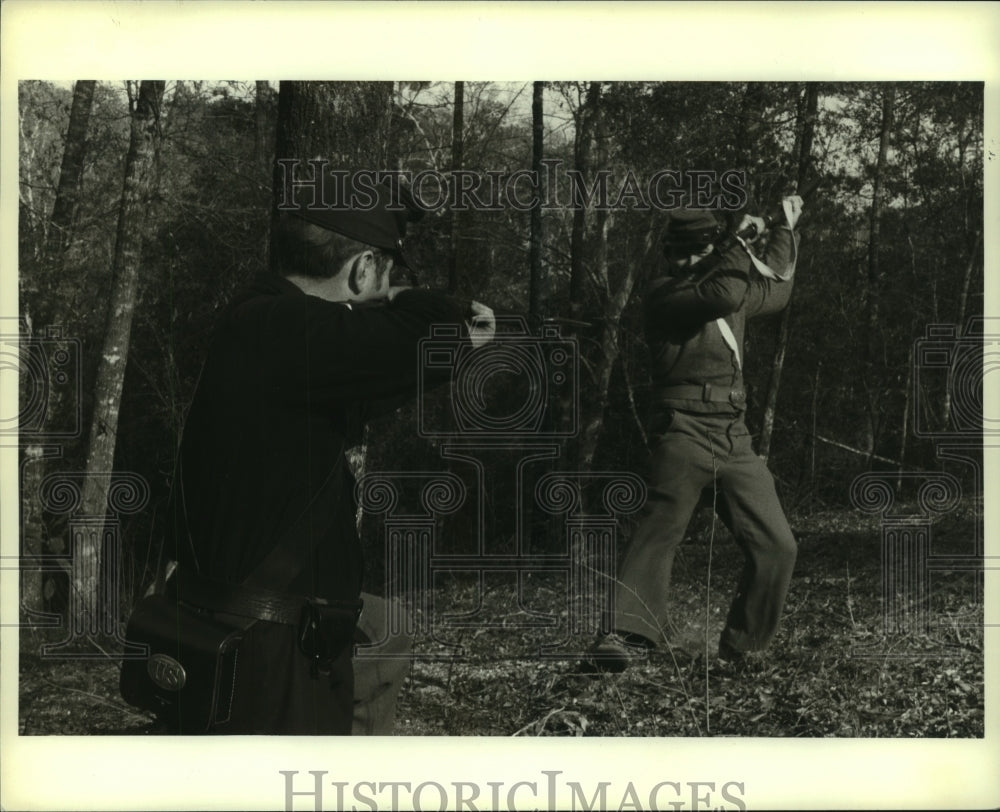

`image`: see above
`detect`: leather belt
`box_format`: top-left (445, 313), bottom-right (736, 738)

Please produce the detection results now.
top-left (656, 383), bottom-right (746, 406)
top-left (173, 570), bottom-right (362, 627)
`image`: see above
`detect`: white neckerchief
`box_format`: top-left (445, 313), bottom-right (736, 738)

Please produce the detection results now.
top-left (715, 198), bottom-right (799, 369)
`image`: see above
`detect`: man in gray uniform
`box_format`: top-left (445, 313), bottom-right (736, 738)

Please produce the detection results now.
top-left (589, 197), bottom-right (803, 671)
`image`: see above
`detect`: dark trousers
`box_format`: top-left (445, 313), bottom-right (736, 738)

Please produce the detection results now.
top-left (215, 619), bottom-right (354, 735)
top-left (614, 410), bottom-right (797, 653)
top-left (167, 593), bottom-right (411, 736)
top-left (217, 593), bottom-right (413, 735)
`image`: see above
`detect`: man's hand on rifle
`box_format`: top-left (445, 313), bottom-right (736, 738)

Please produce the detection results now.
top-left (738, 194), bottom-right (804, 243)
top-left (738, 214), bottom-right (768, 243)
top-left (467, 301), bottom-right (496, 349)
top-left (782, 195), bottom-right (803, 230)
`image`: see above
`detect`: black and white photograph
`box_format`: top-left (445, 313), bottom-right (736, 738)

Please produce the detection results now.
top-left (1, 3), bottom-right (997, 810)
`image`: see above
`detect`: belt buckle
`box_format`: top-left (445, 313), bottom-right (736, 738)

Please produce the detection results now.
top-left (702, 383), bottom-right (713, 402)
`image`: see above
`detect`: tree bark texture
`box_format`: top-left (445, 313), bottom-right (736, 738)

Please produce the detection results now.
top-left (575, 218), bottom-right (649, 473)
top-left (76, 79), bottom-right (165, 635)
top-left (862, 83), bottom-right (896, 460)
top-left (449, 81), bottom-right (464, 294)
top-left (44, 80), bottom-right (96, 271)
top-left (569, 82), bottom-right (600, 320)
top-left (21, 81), bottom-right (97, 612)
top-left (255, 80), bottom-right (273, 173)
top-left (529, 81), bottom-right (545, 318)
top-left (573, 88), bottom-right (647, 473)
top-left (944, 229), bottom-right (983, 429)
top-left (270, 81), bottom-right (395, 268)
top-left (758, 82), bottom-right (819, 462)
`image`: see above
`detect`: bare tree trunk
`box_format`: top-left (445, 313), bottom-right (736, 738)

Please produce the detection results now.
top-left (76, 80), bottom-right (165, 636)
top-left (18, 102), bottom-right (43, 264)
top-left (733, 82), bottom-right (763, 184)
top-left (254, 81), bottom-right (275, 267)
top-left (758, 82), bottom-right (819, 462)
top-left (758, 309), bottom-right (791, 464)
top-left (254, 81), bottom-right (272, 173)
top-left (955, 230), bottom-right (983, 332)
top-left (576, 219), bottom-right (650, 473)
top-left (866, 83), bottom-right (895, 369)
top-left (449, 81), bottom-right (464, 294)
top-left (529, 81), bottom-right (545, 318)
top-left (897, 343), bottom-right (913, 491)
top-left (569, 82), bottom-right (600, 322)
top-left (810, 362), bottom-right (821, 489)
top-left (943, 230), bottom-right (983, 428)
top-left (577, 206), bottom-right (611, 472)
top-left (21, 81), bottom-right (98, 614)
top-left (44, 80), bottom-right (96, 268)
top-left (573, 91), bottom-right (649, 473)
top-left (270, 81), bottom-right (395, 269)
top-left (862, 83), bottom-right (896, 462)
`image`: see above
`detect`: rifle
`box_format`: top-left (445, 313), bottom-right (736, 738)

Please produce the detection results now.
top-left (736, 174), bottom-right (821, 241)
top-left (401, 178), bottom-right (824, 327)
top-left (679, 174), bottom-right (822, 279)
top-left (454, 303), bottom-right (592, 332)
top-left (375, 283), bottom-right (593, 332)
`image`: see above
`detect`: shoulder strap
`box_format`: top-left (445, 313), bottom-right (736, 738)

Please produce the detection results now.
top-left (715, 317), bottom-right (742, 370)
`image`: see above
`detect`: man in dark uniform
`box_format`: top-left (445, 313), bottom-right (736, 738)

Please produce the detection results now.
top-left (166, 179), bottom-right (494, 733)
top-left (589, 196), bottom-right (802, 671)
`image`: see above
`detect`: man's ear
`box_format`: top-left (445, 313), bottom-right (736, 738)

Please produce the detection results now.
top-left (347, 250), bottom-right (373, 296)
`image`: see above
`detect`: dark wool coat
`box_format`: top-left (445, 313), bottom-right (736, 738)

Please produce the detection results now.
top-left (170, 274), bottom-right (467, 602)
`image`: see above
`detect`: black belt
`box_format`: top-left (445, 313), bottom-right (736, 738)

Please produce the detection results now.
top-left (656, 383), bottom-right (746, 407)
top-left (173, 570), bottom-right (362, 628)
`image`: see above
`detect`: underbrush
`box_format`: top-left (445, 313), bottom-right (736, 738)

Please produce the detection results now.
top-left (17, 504), bottom-right (985, 737)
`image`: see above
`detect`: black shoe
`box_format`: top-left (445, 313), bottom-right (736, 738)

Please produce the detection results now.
top-left (716, 640), bottom-right (761, 675)
top-left (581, 632), bottom-right (653, 673)
top-left (717, 640), bottom-right (746, 664)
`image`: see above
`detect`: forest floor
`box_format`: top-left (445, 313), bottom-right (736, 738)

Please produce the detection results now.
top-left (15, 502), bottom-right (985, 738)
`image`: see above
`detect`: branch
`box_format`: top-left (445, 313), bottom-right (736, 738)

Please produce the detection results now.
top-left (810, 433), bottom-right (901, 466)
top-left (620, 351), bottom-right (649, 450)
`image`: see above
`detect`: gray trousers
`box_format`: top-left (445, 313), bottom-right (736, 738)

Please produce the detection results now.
top-left (352, 593), bottom-right (413, 735)
top-left (614, 410), bottom-right (797, 653)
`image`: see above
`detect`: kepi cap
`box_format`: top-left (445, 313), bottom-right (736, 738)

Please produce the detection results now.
top-left (663, 208), bottom-right (723, 247)
top-left (287, 173), bottom-right (424, 270)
